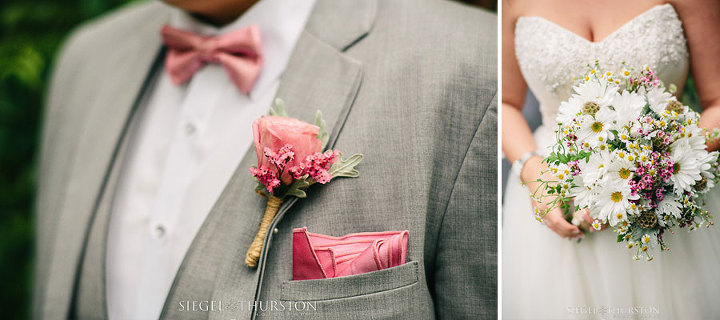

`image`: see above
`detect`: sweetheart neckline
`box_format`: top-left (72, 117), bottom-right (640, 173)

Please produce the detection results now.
top-left (516, 3), bottom-right (675, 45)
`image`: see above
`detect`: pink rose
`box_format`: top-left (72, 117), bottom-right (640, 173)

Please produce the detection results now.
top-left (252, 116), bottom-right (322, 185)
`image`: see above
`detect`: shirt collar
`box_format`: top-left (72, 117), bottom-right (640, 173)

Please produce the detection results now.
top-left (169, 0), bottom-right (317, 99)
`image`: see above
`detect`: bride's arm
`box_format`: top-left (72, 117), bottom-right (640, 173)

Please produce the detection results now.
top-left (673, 0), bottom-right (720, 150)
top-left (502, 0), bottom-right (584, 239)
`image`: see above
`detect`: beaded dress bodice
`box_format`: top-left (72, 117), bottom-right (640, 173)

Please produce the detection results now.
top-left (515, 3), bottom-right (689, 127)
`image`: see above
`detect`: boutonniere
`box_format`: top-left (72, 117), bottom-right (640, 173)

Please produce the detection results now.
top-left (245, 99), bottom-right (363, 268)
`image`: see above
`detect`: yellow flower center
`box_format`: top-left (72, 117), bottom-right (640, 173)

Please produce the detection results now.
top-left (591, 122), bottom-right (603, 133)
top-left (611, 191), bottom-right (623, 203)
top-left (619, 168), bottom-right (631, 179)
top-left (616, 213), bottom-right (623, 219)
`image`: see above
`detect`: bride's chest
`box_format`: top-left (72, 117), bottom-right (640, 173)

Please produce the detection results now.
top-left (514, 5), bottom-right (689, 100)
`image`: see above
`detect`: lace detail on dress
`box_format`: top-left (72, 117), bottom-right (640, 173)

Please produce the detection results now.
top-left (514, 4), bottom-right (689, 126)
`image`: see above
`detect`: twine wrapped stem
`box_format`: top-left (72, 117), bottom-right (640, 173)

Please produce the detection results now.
top-left (245, 194), bottom-right (283, 268)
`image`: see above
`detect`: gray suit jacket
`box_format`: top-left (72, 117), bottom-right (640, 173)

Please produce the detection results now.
top-left (34, 0), bottom-right (497, 319)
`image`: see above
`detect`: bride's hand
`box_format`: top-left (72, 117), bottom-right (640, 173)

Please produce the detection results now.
top-left (533, 203), bottom-right (584, 240)
top-left (576, 209), bottom-right (608, 232)
top-left (521, 156), bottom-right (584, 239)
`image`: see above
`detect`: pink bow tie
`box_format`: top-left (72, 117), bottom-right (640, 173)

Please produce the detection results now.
top-left (160, 24), bottom-right (264, 94)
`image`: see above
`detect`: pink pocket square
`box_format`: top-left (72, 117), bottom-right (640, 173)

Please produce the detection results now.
top-left (292, 227), bottom-right (409, 280)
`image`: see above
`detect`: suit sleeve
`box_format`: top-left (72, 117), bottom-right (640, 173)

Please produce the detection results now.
top-left (431, 93), bottom-right (497, 319)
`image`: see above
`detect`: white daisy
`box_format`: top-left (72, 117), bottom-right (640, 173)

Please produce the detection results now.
top-left (595, 180), bottom-right (639, 224)
top-left (605, 153), bottom-right (636, 183)
top-left (612, 90), bottom-right (646, 126)
top-left (574, 76), bottom-right (618, 108)
top-left (697, 151), bottom-right (719, 193)
top-left (578, 150), bottom-right (611, 186)
top-left (644, 86), bottom-right (675, 115)
top-left (685, 128), bottom-right (708, 153)
top-left (556, 95), bottom-right (584, 127)
top-left (670, 139), bottom-right (703, 193)
top-left (577, 108), bottom-right (615, 148)
top-left (570, 176), bottom-right (596, 208)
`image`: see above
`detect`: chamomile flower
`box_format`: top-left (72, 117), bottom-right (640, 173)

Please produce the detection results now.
top-left (626, 241), bottom-right (635, 249)
top-left (608, 206), bottom-right (628, 226)
top-left (551, 163), bottom-right (572, 181)
top-left (617, 127), bottom-right (633, 143)
top-left (621, 68), bottom-right (632, 78)
top-left (641, 234), bottom-right (652, 244)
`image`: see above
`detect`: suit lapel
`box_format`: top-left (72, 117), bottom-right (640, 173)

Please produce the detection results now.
top-left (41, 16), bottom-right (168, 320)
top-left (245, 30), bottom-right (365, 320)
top-left (160, 1), bottom-right (376, 319)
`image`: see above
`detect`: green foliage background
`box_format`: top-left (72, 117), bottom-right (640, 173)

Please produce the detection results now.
top-left (0, 1), bottom-right (136, 319)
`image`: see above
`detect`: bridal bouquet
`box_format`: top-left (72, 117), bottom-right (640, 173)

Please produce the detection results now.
top-left (534, 62), bottom-right (720, 260)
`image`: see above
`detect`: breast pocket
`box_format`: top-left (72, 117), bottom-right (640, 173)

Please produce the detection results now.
top-left (280, 261), bottom-right (420, 301)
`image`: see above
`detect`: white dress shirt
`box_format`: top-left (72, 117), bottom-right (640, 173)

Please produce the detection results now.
top-left (106, 1), bottom-right (316, 319)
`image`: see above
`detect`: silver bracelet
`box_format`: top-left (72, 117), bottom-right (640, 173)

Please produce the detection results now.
top-left (512, 151), bottom-right (540, 180)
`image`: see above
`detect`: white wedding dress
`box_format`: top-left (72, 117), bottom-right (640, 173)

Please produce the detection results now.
top-left (504, 4), bottom-right (720, 319)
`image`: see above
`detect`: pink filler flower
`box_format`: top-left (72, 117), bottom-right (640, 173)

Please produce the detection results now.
top-left (250, 116), bottom-right (338, 193)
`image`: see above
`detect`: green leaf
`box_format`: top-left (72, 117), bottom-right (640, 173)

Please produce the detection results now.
top-left (269, 98), bottom-right (288, 117)
top-left (315, 110), bottom-right (329, 150)
top-left (284, 178), bottom-right (310, 199)
top-left (329, 153), bottom-right (363, 178)
top-left (285, 188), bottom-right (307, 198)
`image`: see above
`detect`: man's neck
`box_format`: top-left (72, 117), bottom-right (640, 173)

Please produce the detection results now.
top-left (171, 0), bottom-right (260, 27)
